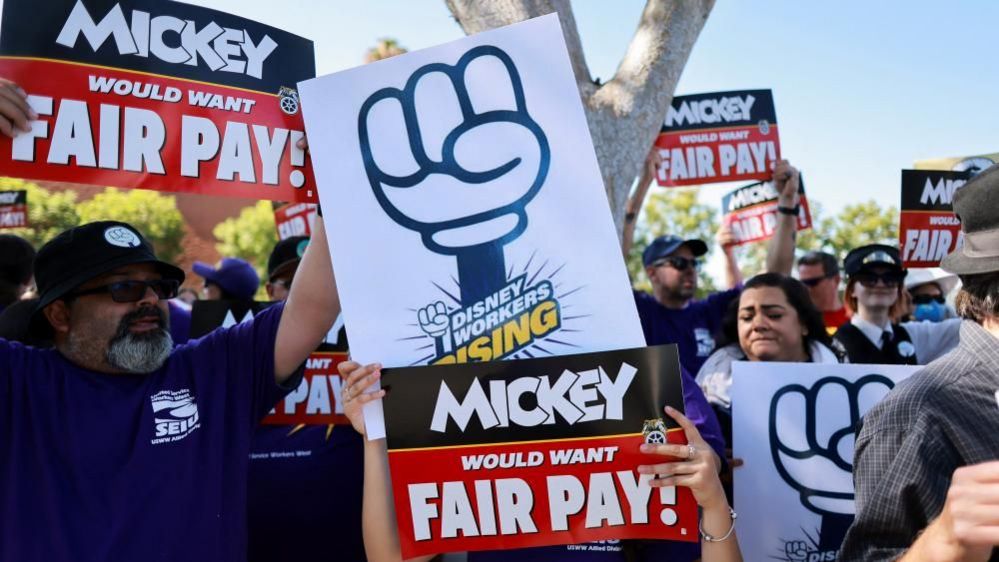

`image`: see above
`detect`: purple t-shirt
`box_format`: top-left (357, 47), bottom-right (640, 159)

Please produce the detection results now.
top-left (248, 424), bottom-right (365, 561)
top-left (633, 288), bottom-right (741, 375)
top-left (0, 303), bottom-right (298, 561)
top-left (469, 367), bottom-right (724, 562)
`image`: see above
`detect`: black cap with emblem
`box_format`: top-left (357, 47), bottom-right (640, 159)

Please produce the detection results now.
top-left (942, 163), bottom-right (999, 275)
top-left (843, 244), bottom-right (905, 277)
top-left (33, 221), bottom-right (185, 313)
top-left (266, 235), bottom-right (310, 282)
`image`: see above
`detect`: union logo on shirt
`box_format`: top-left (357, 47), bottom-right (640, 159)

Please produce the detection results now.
top-left (150, 389), bottom-right (201, 445)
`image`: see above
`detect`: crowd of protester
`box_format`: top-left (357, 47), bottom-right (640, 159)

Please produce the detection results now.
top-left (1, 69), bottom-right (998, 562)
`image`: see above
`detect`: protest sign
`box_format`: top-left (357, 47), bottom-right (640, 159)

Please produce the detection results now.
top-left (0, 0), bottom-right (316, 202)
top-left (274, 201), bottom-right (317, 240)
top-left (382, 344), bottom-right (695, 557)
top-left (914, 151), bottom-right (999, 175)
top-left (899, 169), bottom-right (969, 268)
top-left (299, 15), bottom-right (646, 439)
top-left (732, 362), bottom-right (919, 562)
top-left (0, 189), bottom-right (27, 228)
top-left (190, 300), bottom-right (349, 425)
top-left (720, 178), bottom-right (811, 245)
top-left (653, 89), bottom-right (780, 187)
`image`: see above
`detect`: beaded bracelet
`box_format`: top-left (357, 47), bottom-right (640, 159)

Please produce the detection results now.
top-left (700, 507), bottom-right (738, 542)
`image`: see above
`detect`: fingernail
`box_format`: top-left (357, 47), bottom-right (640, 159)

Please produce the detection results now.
top-left (374, 363), bottom-right (382, 370)
top-left (664, 405), bottom-right (675, 413)
top-left (640, 443), bottom-right (652, 452)
top-left (16, 87), bottom-right (26, 97)
top-left (28, 109), bottom-right (37, 119)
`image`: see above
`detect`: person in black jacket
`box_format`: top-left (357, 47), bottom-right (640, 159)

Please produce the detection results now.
top-left (833, 244), bottom-right (959, 365)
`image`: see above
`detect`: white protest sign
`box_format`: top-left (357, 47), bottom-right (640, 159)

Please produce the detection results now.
top-left (299, 14), bottom-right (644, 439)
top-left (732, 361), bottom-right (919, 562)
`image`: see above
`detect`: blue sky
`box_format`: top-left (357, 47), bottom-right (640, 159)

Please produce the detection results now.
top-left (175, 0), bottom-right (999, 219)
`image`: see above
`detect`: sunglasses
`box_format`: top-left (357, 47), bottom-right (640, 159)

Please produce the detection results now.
top-left (654, 256), bottom-right (702, 272)
top-left (68, 279), bottom-right (180, 303)
top-left (854, 272), bottom-right (905, 288)
top-left (800, 273), bottom-right (835, 287)
top-left (912, 294), bottom-right (945, 305)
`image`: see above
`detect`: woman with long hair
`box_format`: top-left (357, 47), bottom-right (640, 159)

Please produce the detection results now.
top-left (696, 272), bottom-right (843, 439)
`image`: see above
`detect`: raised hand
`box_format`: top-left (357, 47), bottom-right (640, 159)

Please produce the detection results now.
top-left (771, 159), bottom-right (800, 205)
top-left (0, 77), bottom-right (36, 138)
top-left (358, 45), bottom-right (550, 306)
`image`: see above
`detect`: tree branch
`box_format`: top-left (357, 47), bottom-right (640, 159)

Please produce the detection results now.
top-left (445, 0), bottom-right (593, 90)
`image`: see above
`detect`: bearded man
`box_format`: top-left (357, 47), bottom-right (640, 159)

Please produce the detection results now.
top-left (0, 219), bottom-right (339, 561)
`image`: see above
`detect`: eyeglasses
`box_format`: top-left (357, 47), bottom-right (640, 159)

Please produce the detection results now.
top-left (654, 256), bottom-right (702, 272)
top-left (912, 294), bottom-right (945, 305)
top-left (67, 279), bottom-right (180, 303)
top-left (854, 272), bottom-right (905, 288)
top-left (800, 273), bottom-right (835, 287)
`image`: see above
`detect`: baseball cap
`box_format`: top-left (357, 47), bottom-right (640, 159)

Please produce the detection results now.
top-left (642, 235), bottom-right (709, 267)
top-left (843, 244), bottom-right (905, 277)
top-left (193, 257), bottom-right (259, 300)
top-left (267, 236), bottom-right (310, 281)
top-left (33, 221), bottom-right (185, 313)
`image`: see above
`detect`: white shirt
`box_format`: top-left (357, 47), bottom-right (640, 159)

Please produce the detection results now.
top-left (849, 315), bottom-right (961, 364)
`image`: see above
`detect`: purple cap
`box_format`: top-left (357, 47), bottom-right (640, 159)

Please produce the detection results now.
top-left (192, 257), bottom-right (259, 300)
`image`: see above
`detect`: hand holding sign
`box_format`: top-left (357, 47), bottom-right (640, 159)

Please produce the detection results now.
top-left (0, 77), bottom-right (34, 137)
top-left (772, 159), bottom-right (800, 207)
top-left (358, 45), bottom-right (550, 305)
top-left (638, 406), bottom-right (725, 511)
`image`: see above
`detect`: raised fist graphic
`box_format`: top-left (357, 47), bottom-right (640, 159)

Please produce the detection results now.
top-left (770, 374), bottom-right (895, 550)
top-left (358, 45), bottom-right (550, 306)
top-left (784, 540), bottom-right (809, 561)
top-left (418, 301), bottom-right (452, 357)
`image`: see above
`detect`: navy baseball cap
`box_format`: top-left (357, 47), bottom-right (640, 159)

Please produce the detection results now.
top-left (642, 235), bottom-right (709, 267)
top-left (193, 257), bottom-right (259, 300)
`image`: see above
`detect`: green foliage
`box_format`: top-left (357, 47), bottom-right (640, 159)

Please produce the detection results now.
top-left (213, 200), bottom-right (278, 282)
top-left (1, 178), bottom-right (80, 247)
top-left (77, 188), bottom-right (185, 263)
top-left (735, 199), bottom-right (900, 273)
top-left (628, 188), bottom-right (719, 297)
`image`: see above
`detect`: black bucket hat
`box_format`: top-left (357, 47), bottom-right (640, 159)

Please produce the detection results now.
top-left (941, 164), bottom-right (999, 275)
top-left (33, 221), bottom-right (185, 313)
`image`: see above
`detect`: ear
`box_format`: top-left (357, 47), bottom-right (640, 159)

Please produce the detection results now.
top-left (43, 300), bottom-right (72, 335)
top-left (644, 265), bottom-right (657, 280)
top-left (265, 283), bottom-right (277, 300)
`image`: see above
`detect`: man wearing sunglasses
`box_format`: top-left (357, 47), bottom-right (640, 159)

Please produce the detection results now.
top-left (0, 218), bottom-right (339, 560)
top-left (797, 250), bottom-right (850, 334)
top-left (832, 244), bottom-right (960, 365)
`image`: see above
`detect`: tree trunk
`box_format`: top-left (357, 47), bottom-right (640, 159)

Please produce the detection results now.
top-left (445, 0), bottom-right (715, 238)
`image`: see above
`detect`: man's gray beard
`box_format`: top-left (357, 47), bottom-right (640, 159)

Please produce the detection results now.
top-left (106, 328), bottom-right (173, 374)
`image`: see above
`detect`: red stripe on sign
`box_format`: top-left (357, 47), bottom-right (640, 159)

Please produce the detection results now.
top-left (388, 432), bottom-right (698, 558)
top-left (654, 124), bottom-right (781, 187)
top-left (899, 211), bottom-right (962, 268)
top-left (0, 57), bottom-right (316, 202)
top-left (262, 352), bottom-right (349, 425)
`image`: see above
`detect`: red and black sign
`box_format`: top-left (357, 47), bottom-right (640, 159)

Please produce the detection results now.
top-left (721, 177), bottom-right (811, 245)
top-left (0, 189), bottom-right (27, 228)
top-left (190, 300), bottom-right (349, 425)
top-left (899, 169), bottom-right (969, 268)
top-left (654, 89), bottom-right (780, 187)
top-left (0, 0), bottom-right (317, 202)
top-left (381, 344), bottom-right (696, 557)
top-left (274, 201), bottom-right (317, 240)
